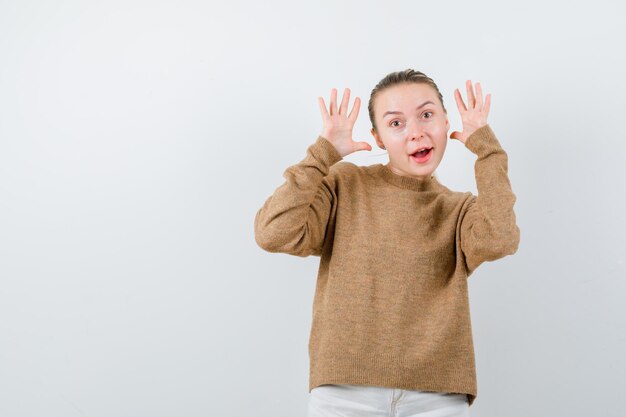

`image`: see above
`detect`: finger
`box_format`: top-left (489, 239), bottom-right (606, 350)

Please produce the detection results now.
top-left (348, 96), bottom-right (360, 123)
top-left (318, 97), bottom-right (330, 121)
top-left (484, 93), bottom-right (491, 117)
top-left (475, 82), bottom-right (483, 111)
top-left (355, 141), bottom-right (372, 152)
top-left (339, 88), bottom-right (350, 115)
top-left (454, 88), bottom-right (467, 113)
top-left (330, 88), bottom-right (337, 116)
top-left (466, 80), bottom-right (476, 109)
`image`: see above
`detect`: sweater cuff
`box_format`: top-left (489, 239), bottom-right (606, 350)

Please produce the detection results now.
top-left (464, 124), bottom-right (504, 157)
top-left (309, 135), bottom-right (344, 166)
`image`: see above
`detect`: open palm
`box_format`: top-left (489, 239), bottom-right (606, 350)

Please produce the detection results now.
top-left (318, 88), bottom-right (372, 158)
top-left (449, 80), bottom-right (491, 145)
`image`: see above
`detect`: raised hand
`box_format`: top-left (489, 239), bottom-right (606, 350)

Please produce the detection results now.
top-left (449, 80), bottom-right (491, 145)
top-left (318, 88), bottom-right (372, 158)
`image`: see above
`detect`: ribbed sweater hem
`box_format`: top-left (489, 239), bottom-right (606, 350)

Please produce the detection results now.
top-left (309, 351), bottom-right (477, 407)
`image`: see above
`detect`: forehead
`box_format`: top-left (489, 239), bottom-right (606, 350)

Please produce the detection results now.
top-left (376, 83), bottom-right (439, 112)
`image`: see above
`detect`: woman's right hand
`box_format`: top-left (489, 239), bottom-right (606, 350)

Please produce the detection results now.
top-left (318, 88), bottom-right (372, 158)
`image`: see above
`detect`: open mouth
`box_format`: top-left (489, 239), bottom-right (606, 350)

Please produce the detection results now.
top-left (410, 147), bottom-right (433, 162)
top-left (412, 147), bottom-right (432, 158)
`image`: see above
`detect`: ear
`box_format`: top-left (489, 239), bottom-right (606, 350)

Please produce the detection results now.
top-left (371, 128), bottom-right (385, 149)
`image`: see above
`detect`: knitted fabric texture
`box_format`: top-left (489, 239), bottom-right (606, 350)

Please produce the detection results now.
top-left (254, 124), bottom-right (520, 407)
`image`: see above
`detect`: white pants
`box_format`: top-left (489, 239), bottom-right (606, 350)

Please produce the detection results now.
top-left (307, 384), bottom-right (470, 417)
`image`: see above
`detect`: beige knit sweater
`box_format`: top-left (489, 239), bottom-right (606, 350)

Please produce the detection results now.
top-left (254, 124), bottom-right (520, 407)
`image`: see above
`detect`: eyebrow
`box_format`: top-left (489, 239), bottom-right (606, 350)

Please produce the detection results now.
top-left (382, 101), bottom-right (436, 118)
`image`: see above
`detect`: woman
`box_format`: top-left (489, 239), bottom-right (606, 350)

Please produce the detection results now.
top-left (254, 69), bottom-right (520, 416)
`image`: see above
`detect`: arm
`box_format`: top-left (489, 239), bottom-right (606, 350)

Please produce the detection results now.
top-left (459, 124), bottom-right (521, 276)
top-left (255, 87), bottom-right (369, 257)
top-left (254, 135), bottom-right (343, 257)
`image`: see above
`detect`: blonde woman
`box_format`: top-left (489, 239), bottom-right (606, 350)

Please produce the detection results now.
top-left (254, 69), bottom-right (520, 416)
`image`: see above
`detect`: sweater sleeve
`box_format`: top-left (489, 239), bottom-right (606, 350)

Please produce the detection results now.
top-left (459, 124), bottom-right (521, 277)
top-left (254, 136), bottom-right (343, 257)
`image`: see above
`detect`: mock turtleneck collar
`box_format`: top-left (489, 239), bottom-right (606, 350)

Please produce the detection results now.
top-left (377, 163), bottom-right (443, 192)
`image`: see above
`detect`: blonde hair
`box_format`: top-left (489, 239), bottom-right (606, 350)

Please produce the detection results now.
top-left (368, 68), bottom-right (447, 132)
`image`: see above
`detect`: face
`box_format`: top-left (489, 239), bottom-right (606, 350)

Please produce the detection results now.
top-left (371, 83), bottom-right (450, 180)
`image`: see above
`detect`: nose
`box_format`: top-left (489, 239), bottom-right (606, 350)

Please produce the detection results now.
top-left (407, 119), bottom-right (425, 141)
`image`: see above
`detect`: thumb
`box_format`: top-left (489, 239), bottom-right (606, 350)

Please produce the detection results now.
top-left (355, 141), bottom-right (372, 152)
top-left (449, 131), bottom-right (461, 140)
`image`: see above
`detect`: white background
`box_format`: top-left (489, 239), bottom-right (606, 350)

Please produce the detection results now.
top-left (1, 1), bottom-right (624, 416)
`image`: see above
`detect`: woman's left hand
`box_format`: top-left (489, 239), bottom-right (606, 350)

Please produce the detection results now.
top-left (449, 80), bottom-right (491, 145)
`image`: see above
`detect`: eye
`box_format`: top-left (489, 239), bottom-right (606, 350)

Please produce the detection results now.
top-left (390, 120), bottom-right (401, 127)
top-left (423, 111), bottom-right (434, 118)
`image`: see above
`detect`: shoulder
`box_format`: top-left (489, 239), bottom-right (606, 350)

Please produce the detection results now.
top-left (319, 162), bottom-right (380, 196)
top-left (443, 190), bottom-right (476, 218)
top-left (327, 161), bottom-right (366, 180)
top-left (449, 189), bottom-right (475, 206)
top-left (434, 183), bottom-right (475, 210)
top-left (327, 161), bottom-right (384, 185)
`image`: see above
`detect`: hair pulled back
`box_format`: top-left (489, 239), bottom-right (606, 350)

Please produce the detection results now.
top-left (368, 69), bottom-right (446, 133)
